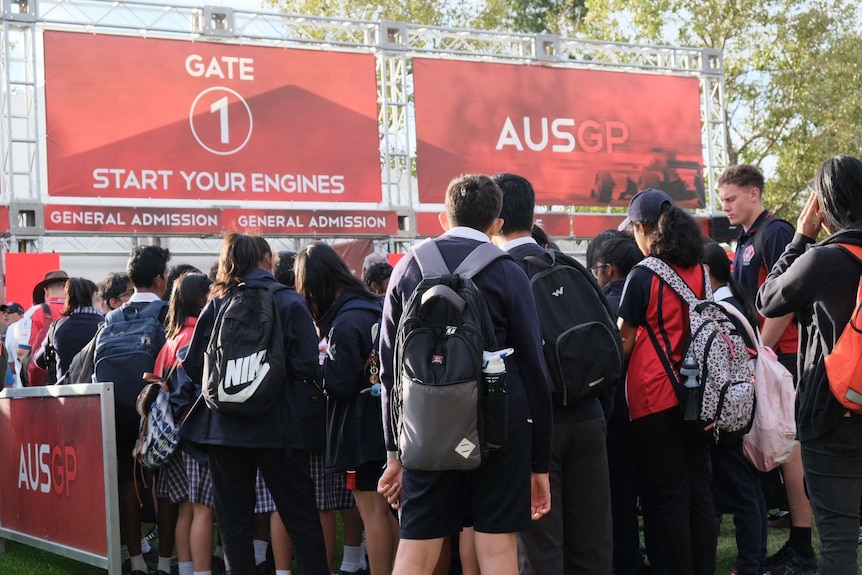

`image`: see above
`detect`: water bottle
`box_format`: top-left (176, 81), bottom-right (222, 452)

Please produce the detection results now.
top-left (482, 349), bottom-right (513, 398)
top-left (680, 356), bottom-right (701, 422)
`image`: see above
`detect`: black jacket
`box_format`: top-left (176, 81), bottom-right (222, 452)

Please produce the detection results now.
top-left (757, 230), bottom-right (862, 441)
top-left (317, 291), bottom-right (384, 473)
top-left (35, 309), bottom-right (103, 383)
top-left (178, 268), bottom-right (319, 448)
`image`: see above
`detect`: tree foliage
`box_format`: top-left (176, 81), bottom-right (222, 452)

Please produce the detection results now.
top-left (266, 0), bottom-right (862, 221)
top-left (582, 0), bottom-right (862, 219)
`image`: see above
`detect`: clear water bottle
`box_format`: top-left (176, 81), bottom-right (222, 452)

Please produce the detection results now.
top-left (680, 356), bottom-right (701, 422)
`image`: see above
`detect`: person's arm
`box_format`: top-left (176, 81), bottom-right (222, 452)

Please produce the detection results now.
top-left (505, 263), bottom-right (552, 474)
top-left (321, 315), bottom-right (368, 401)
top-left (617, 267), bottom-right (650, 359)
top-left (32, 333), bottom-right (48, 370)
top-left (618, 319), bottom-right (638, 359)
top-left (379, 257), bottom-right (410, 455)
top-left (757, 194), bottom-right (822, 318)
top-left (182, 300), bottom-right (215, 388)
top-left (283, 297), bottom-right (319, 383)
top-left (16, 315), bottom-right (33, 364)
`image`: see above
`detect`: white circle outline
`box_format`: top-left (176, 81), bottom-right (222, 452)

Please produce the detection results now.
top-left (189, 86), bottom-right (253, 156)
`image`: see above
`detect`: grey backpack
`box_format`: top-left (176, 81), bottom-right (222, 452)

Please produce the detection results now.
top-left (392, 240), bottom-right (508, 471)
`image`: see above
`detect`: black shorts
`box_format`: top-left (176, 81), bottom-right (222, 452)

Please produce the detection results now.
top-left (350, 460), bottom-right (385, 492)
top-left (399, 421), bottom-right (532, 540)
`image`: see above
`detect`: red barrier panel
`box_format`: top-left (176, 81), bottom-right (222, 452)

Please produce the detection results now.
top-left (413, 59), bottom-right (704, 208)
top-left (44, 31), bottom-right (382, 203)
top-left (0, 385), bottom-right (120, 572)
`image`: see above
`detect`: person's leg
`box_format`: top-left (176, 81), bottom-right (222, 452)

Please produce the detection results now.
top-left (711, 441), bottom-right (765, 575)
top-left (393, 538), bottom-right (446, 575)
top-left (175, 500), bottom-right (193, 564)
top-left (209, 446), bottom-right (257, 575)
top-left (156, 498), bottom-right (179, 573)
top-left (683, 427), bottom-right (716, 575)
top-left (270, 512), bottom-right (293, 572)
top-left (353, 488), bottom-right (398, 575)
top-left (561, 416), bottom-right (612, 575)
top-left (431, 535), bottom-right (451, 575)
top-left (474, 532), bottom-right (518, 575)
top-left (518, 421), bottom-right (564, 575)
top-left (459, 528), bottom-right (480, 575)
top-left (802, 417), bottom-right (862, 575)
top-left (607, 414), bottom-right (642, 575)
top-left (631, 409), bottom-right (692, 575)
top-left (190, 503), bottom-right (214, 572)
top-left (339, 506), bottom-right (366, 573)
top-left (318, 511), bottom-right (336, 572)
top-left (120, 480), bottom-right (146, 570)
top-left (256, 449), bottom-right (328, 575)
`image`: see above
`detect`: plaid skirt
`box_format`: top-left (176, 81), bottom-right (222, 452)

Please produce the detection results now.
top-left (186, 450), bottom-right (214, 508)
top-left (309, 451), bottom-right (355, 511)
top-left (254, 469), bottom-right (276, 514)
top-left (155, 453), bottom-right (188, 504)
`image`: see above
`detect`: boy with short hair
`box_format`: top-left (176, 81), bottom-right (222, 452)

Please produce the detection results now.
top-left (378, 174), bottom-right (552, 575)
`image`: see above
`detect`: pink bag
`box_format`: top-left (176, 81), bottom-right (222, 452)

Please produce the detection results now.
top-left (717, 302), bottom-right (799, 472)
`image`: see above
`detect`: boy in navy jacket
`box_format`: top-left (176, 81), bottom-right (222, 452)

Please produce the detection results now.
top-left (377, 174), bottom-right (552, 575)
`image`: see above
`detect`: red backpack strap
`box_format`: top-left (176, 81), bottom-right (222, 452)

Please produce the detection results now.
top-left (835, 244), bottom-right (862, 331)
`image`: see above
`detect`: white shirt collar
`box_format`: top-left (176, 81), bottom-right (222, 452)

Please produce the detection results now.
top-left (713, 285), bottom-right (734, 302)
top-left (128, 291), bottom-right (162, 304)
top-left (441, 226), bottom-right (490, 243)
top-left (501, 236), bottom-right (538, 251)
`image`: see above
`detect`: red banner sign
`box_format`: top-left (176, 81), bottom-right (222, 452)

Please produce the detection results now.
top-left (0, 206), bottom-right (9, 234)
top-left (44, 205), bottom-right (398, 236)
top-left (0, 393), bottom-right (108, 555)
top-left (44, 31), bottom-right (382, 203)
top-left (413, 59), bottom-right (705, 208)
top-left (415, 211), bottom-right (571, 237)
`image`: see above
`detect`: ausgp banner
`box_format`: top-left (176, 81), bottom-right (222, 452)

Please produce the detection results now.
top-left (413, 59), bottom-right (705, 207)
top-left (44, 31), bottom-right (382, 203)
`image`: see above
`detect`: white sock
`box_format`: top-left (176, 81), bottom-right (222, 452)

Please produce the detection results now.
top-left (341, 545), bottom-right (364, 572)
top-left (158, 556), bottom-right (172, 573)
top-left (275, 570), bottom-right (291, 575)
top-left (141, 537), bottom-right (151, 554)
top-left (178, 560), bottom-right (194, 575)
top-left (253, 539), bottom-right (269, 565)
top-left (121, 545), bottom-right (130, 562)
top-left (130, 554), bottom-right (148, 573)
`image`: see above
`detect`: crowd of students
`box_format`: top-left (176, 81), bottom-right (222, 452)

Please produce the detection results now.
top-left (3, 155), bottom-right (862, 575)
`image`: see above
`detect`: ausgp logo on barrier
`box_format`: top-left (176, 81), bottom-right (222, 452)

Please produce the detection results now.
top-left (0, 384), bottom-right (121, 574)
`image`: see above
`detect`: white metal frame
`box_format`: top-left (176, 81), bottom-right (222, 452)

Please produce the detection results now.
top-left (0, 0), bottom-right (728, 254)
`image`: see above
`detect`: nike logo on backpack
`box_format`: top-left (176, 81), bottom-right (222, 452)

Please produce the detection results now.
top-left (223, 350), bottom-right (270, 392)
top-left (552, 286), bottom-right (564, 297)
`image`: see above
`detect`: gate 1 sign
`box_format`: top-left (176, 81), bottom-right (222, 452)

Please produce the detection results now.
top-left (413, 59), bottom-right (705, 208)
top-left (0, 393), bottom-right (109, 556)
top-left (43, 31), bottom-right (382, 203)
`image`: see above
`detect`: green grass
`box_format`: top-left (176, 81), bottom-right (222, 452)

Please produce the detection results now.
top-left (2, 516), bottom-right (861, 574)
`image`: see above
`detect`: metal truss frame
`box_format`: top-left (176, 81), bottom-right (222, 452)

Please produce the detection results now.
top-left (0, 0), bottom-right (728, 255)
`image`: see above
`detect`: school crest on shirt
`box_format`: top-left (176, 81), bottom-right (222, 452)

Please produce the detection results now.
top-left (742, 244), bottom-right (755, 265)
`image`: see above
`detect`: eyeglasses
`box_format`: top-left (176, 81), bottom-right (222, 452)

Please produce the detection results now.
top-left (117, 289), bottom-right (134, 300)
top-left (590, 264), bottom-right (609, 278)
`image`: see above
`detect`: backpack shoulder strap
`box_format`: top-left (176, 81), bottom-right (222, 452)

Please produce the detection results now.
top-left (752, 214), bottom-right (790, 268)
top-left (42, 303), bottom-right (52, 322)
top-left (716, 300), bottom-right (761, 347)
top-left (523, 248), bottom-right (556, 271)
top-left (453, 242), bottom-right (508, 279)
top-left (833, 243), bottom-right (862, 263)
top-left (139, 299), bottom-right (168, 320)
top-left (412, 240), bottom-right (450, 278)
top-left (637, 257), bottom-right (710, 306)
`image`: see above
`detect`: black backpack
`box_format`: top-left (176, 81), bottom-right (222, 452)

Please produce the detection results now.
top-left (203, 283), bottom-right (287, 418)
top-left (393, 240), bottom-right (508, 471)
top-left (94, 300), bottom-right (168, 425)
top-left (519, 249), bottom-right (623, 406)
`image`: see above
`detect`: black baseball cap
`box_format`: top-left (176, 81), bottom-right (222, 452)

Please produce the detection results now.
top-left (0, 302), bottom-right (25, 314)
top-left (618, 188), bottom-right (674, 231)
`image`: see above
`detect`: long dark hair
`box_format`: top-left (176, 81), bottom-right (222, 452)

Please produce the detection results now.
top-left (646, 206), bottom-right (704, 268)
top-left (295, 242), bottom-right (378, 320)
top-left (165, 273), bottom-right (212, 339)
top-left (211, 233), bottom-right (271, 299)
top-left (702, 240), bottom-right (758, 328)
top-left (813, 155), bottom-right (862, 233)
top-left (62, 278), bottom-right (98, 317)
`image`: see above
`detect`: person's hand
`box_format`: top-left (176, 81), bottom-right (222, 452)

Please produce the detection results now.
top-left (378, 458), bottom-right (403, 509)
top-left (797, 191), bottom-right (822, 240)
top-left (530, 472), bottom-right (551, 520)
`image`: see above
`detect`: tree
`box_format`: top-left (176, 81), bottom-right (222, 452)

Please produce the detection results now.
top-left (581, 0), bottom-right (862, 219)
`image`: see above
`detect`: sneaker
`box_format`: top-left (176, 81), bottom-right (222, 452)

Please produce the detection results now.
top-left (768, 511), bottom-right (792, 529)
top-left (765, 545), bottom-right (817, 575)
top-left (858, 526), bottom-right (862, 545)
top-left (145, 525), bottom-right (159, 542)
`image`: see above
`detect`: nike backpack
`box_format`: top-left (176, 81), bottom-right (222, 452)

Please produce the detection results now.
top-left (203, 283), bottom-right (287, 418)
